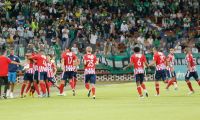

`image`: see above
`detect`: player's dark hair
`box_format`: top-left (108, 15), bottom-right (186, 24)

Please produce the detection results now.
top-left (133, 47), bottom-right (140, 53)
top-left (0, 47), bottom-right (6, 55)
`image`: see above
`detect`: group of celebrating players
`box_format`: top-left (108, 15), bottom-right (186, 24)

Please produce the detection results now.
top-left (20, 46), bottom-right (98, 99)
top-left (0, 45), bottom-right (199, 100)
top-left (127, 46), bottom-right (200, 98)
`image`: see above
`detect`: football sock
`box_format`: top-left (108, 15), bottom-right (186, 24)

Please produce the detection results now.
top-left (196, 80), bottom-right (200, 86)
top-left (186, 81), bottom-right (194, 91)
top-left (155, 83), bottom-right (160, 95)
top-left (59, 84), bottom-right (65, 94)
top-left (91, 87), bottom-right (95, 96)
top-left (137, 86), bottom-right (142, 96)
top-left (34, 82), bottom-right (40, 95)
top-left (85, 83), bottom-right (90, 90)
top-left (20, 83), bottom-right (26, 96)
top-left (25, 83), bottom-right (31, 94)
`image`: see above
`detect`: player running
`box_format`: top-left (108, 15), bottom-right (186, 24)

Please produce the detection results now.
top-left (20, 52), bottom-right (34, 98)
top-left (32, 50), bottom-right (48, 97)
top-left (46, 55), bottom-right (59, 97)
top-left (83, 46), bottom-right (99, 99)
top-left (124, 47), bottom-right (149, 98)
top-left (165, 48), bottom-right (178, 90)
top-left (184, 48), bottom-right (200, 95)
top-left (149, 47), bottom-right (167, 96)
top-left (58, 49), bottom-right (78, 96)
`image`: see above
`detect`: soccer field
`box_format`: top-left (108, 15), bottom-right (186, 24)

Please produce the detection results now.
top-left (0, 81), bottom-right (200, 120)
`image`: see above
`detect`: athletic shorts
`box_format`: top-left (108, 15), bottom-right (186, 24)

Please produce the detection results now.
top-left (155, 70), bottom-right (166, 81)
top-left (34, 71), bottom-right (39, 81)
top-left (135, 74), bottom-right (145, 84)
top-left (38, 72), bottom-right (47, 81)
top-left (185, 71), bottom-right (199, 80)
top-left (24, 73), bottom-right (33, 82)
top-left (8, 72), bottom-right (17, 83)
top-left (85, 74), bottom-right (96, 84)
top-left (74, 72), bottom-right (77, 78)
top-left (47, 77), bottom-right (56, 84)
top-left (0, 76), bottom-right (8, 85)
top-left (62, 71), bottom-right (74, 81)
top-left (166, 70), bottom-right (176, 79)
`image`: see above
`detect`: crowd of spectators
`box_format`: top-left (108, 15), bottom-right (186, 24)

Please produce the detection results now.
top-left (0, 0), bottom-right (200, 62)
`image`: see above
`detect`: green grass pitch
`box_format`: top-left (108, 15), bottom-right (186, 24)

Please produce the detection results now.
top-left (0, 81), bottom-right (200, 120)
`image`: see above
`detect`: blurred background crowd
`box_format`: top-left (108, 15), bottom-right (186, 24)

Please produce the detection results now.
top-left (0, 0), bottom-right (200, 63)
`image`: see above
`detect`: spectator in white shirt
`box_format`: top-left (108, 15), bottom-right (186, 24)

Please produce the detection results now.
top-left (61, 26), bottom-right (69, 50)
top-left (120, 21), bottom-right (129, 33)
top-left (17, 24), bottom-right (24, 37)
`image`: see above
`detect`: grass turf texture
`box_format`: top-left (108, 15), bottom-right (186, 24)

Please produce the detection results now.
top-left (0, 81), bottom-right (200, 120)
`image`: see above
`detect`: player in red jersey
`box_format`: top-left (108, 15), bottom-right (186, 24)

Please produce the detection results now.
top-left (32, 50), bottom-right (48, 97)
top-left (149, 47), bottom-right (167, 96)
top-left (124, 47), bottom-right (149, 98)
top-left (46, 55), bottom-right (59, 97)
top-left (83, 46), bottom-right (99, 99)
top-left (165, 48), bottom-right (178, 90)
top-left (184, 48), bottom-right (200, 95)
top-left (0, 48), bottom-right (21, 99)
top-left (58, 49), bottom-right (78, 96)
top-left (20, 51), bottom-right (34, 98)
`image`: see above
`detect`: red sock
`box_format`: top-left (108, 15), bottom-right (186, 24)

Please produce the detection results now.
top-left (59, 84), bottom-right (65, 94)
top-left (20, 83), bottom-right (26, 96)
top-left (69, 79), bottom-right (74, 90)
top-left (34, 82), bottom-right (40, 95)
top-left (46, 82), bottom-right (50, 94)
top-left (91, 87), bottom-right (95, 96)
top-left (164, 80), bottom-right (169, 83)
top-left (155, 83), bottom-right (160, 95)
top-left (141, 83), bottom-right (146, 90)
top-left (74, 79), bottom-right (77, 89)
top-left (85, 83), bottom-right (90, 90)
top-left (25, 83), bottom-right (31, 94)
top-left (40, 82), bottom-right (46, 94)
top-left (186, 81), bottom-right (194, 91)
top-left (137, 86), bottom-right (142, 96)
top-left (166, 79), bottom-right (174, 89)
top-left (197, 80), bottom-right (200, 86)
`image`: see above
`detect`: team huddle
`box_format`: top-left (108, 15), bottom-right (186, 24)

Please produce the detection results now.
top-left (0, 46), bottom-right (98, 99)
top-left (126, 47), bottom-right (200, 98)
top-left (0, 46), bottom-right (200, 99)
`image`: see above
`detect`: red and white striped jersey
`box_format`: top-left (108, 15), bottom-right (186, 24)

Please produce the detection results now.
top-left (25, 61), bottom-right (34, 74)
top-left (83, 54), bottom-right (97, 75)
top-left (47, 62), bottom-right (56, 78)
top-left (185, 53), bottom-right (196, 72)
top-left (153, 52), bottom-right (166, 71)
top-left (130, 53), bottom-right (147, 75)
top-left (166, 53), bottom-right (175, 71)
top-left (32, 54), bottom-right (47, 72)
top-left (62, 51), bottom-right (77, 71)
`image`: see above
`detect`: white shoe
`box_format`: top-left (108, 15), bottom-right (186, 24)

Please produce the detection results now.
top-left (6, 89), bottom-right (10, 97)
top-left (10, 92), bottom-right (14, 99)
top-left (57, 93), bottom-right (66, 96)
top-left (188, 91), bottom-right (194, 95)
top-left (139, 96), bottom-right (144, 99)
top-left (155, 94), bottom-right (160, 97)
